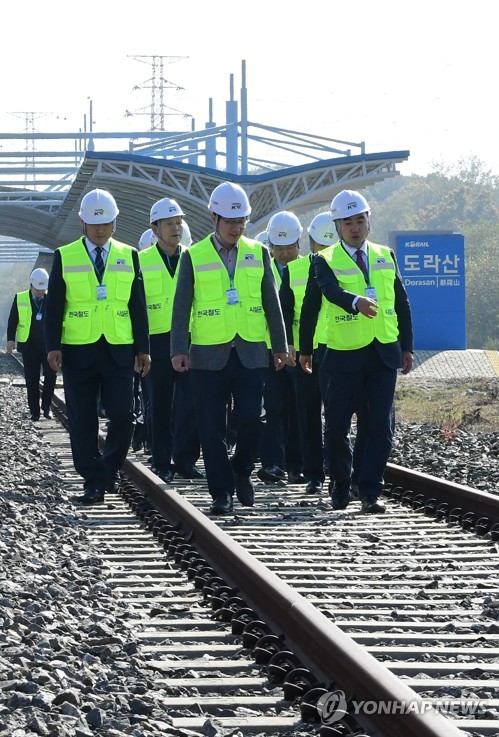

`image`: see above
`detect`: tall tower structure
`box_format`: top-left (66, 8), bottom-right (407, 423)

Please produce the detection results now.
top-left (128, 55), bottom-right (190, 131)
top-left (8, 111), bottom-right (51, 185)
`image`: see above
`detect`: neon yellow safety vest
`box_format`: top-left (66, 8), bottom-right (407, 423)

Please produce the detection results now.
top-left (272, 259), bottom-right (282, 286)
top-left (15, 290), bottom-right (32, 343)
top-left (287, 256), bottom-right (328, 350)
top-left (189, 236), bottom-right (268, 345)
top-left (139, 245), bottom-right (186, 334)
top-left (263, 258), bottom-right (285, 349)
top-left (319, 241), bottom-right (399, 350)
top-left (59, 238), bottom-right (135, 345)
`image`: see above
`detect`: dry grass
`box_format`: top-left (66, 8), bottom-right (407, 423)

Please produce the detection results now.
top-left (395, 377), bottom-right (499, 434)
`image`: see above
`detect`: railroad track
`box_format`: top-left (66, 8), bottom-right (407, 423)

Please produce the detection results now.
top-left (6, 350), bottom-right (499, 737)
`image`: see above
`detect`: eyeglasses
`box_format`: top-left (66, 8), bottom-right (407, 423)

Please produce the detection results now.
top-left (219, 218), bottom-right (248, 228)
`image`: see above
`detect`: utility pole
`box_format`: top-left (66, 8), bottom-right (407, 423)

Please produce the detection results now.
top-left (127, 55), bottom-right (190, 131)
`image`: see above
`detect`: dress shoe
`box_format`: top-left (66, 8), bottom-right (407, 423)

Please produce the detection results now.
top-left (42, 409), bottom-right (52, 419)
top-left (361, 498), bottom-right (386, 514)
top-left (234, 475), bottom-right (255, 506)
top-left (288, 471), bottom-right (307, 485)
top-left (152, 467), bottom-right (174, 483)
top-left (257, 465), bottom-right (286, 483)
top-left (30, 413), bottom-right (40, 421)
top-left (131, 437), bottom-right (144, 452)
top-left (209, 494), bottom-right (233, 515)
top-left (176, 464), bottom-right (205, 480)
top-left (107, 472), bottom-right (121, 492)
top-left (305, 479), bottom-right (323, 494)
top-left (77, 488), bottom-right (105, 505)
top-left (331, 490), bottom-right (351, 510)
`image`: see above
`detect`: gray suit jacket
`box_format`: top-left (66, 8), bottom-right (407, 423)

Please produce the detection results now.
top-left (170, 237), bottom-right (287, 370)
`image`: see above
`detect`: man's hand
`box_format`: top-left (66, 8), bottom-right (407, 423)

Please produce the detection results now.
top-left (286, 345), bottom-right (297, 367)
top-left (135, 352), bottom-right (151, 377)
top-left (172, 354), bottom-right (189, 372)
top-left (356, 296), bottom-right (379, 318)
top-left (47, 350), bottom-right (62, 372)
top-left (273, 352), bottom-right (288, 371)
top-left (299, 354), bottom-right (313, 374)
top-left (6, 340), bottom-right (14, 354)
top-left (401, 351), bottom-right (414, 375)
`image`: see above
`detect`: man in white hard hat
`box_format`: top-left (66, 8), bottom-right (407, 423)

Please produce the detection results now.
top-left (6, 267), bottom-right (57, 420)
top-left (278, 211), bottom-right (337, 494)
top-left (257, 211), bottom-right (304, 487)
top-left (45, 188), bottom-right (151, 505)
top-left (299, 190), bottom-right (413, 514)
top-left (171, 181), bottom-right (288, 515)
top-left (139, 197), bottom-right (203, 483)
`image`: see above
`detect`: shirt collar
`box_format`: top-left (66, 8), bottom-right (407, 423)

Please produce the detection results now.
top-left (342, 240), bottom-right (367, 258)
top-left (213, 233), bottom-right (238, 255)
top-left (86, 238), bottom-right (111, 253)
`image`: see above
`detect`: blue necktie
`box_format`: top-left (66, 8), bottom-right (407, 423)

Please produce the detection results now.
top-left (94, 247), bottom-right (105, 283)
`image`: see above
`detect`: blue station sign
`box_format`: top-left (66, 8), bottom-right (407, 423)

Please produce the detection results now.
top-left (391, 231), bottom-right (466, 350)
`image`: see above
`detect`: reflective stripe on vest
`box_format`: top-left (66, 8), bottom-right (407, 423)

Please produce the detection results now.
top-left (189, 235), bottom-right (267, 345)
top-left (59, 238), bottom-right (135, 345)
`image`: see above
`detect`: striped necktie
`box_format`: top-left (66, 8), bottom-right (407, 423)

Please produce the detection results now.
top-left (94, 247), bottom-right (105, 283)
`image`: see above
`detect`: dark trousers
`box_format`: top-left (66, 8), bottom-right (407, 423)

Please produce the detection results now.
top-left (172, 372), bottom-right (201, 468)
top-left (260, 354), bottom-right (302, 473)
top-left (290, 355), bottom-right (325, 482)
top-left (323, 347), bottom-right (397, 500)
top-left (147, 357), bottom-right (200, 472)
top-left (62, 347), bottom-right (134, 491)
top-left (191, 350), bottom-right (264, 498)
top-left (22, 346), bottom-right (57, 416)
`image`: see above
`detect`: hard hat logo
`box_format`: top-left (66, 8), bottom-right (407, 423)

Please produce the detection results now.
top-left (94, 209), bottom-right (104, 216)
top-left (231, 203), bottom-right (241, 210)
top-left (347, 202), bottom-right (358, 210)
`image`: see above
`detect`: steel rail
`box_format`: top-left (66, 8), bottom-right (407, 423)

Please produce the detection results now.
top-left (11, 355), bottom-right (484, 737)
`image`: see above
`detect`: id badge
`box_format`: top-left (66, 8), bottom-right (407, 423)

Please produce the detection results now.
top-left (36, 313), bottom-right (43, 321)
top-left (226, 288), bottom-right (239, 305)
top-left (365, 287), bottom-right (377, 300)
top-left (96, 285), bottom-right (107, 301)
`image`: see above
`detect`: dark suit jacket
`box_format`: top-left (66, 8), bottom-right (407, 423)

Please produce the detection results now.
top-left (300, 247), bottom-right (413, 372)
top-left (45, 239), bottom-right (150, 370)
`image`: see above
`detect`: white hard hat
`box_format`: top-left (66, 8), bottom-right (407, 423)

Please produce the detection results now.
top-left (254, 230), bottom-right (270, 247)
top-left (330, 190), bottom-right (370, 220)
top-left (150, 197), bottom-right (184, 224)
top-left (79, 189), bottom-right (119, 224)
top-left (267, 211), bottom-right (303, 247)
top-left (179, 219), bottom-right (192, 247)
top-left (208, 182), bottom-right (251, 218)
top-left (138, 228), bottom-right (156, 250)
top-left (30, 267), bottom-right (49, 290)
top-left (307, 212), bottom-right (336, 246)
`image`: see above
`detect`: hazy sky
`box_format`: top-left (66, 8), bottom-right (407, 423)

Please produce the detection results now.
top-left (1, 0), bottom-right (495, 178)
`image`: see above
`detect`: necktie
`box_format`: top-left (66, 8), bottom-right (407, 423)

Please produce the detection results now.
top-left (94, 247), bottom-right (105, 283)
top-left (355, 249), bottom-right (368, 279)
